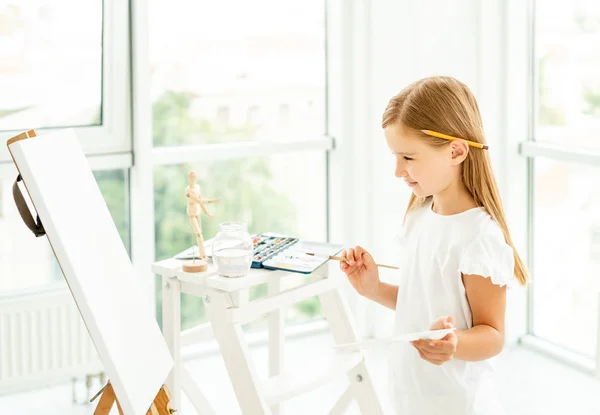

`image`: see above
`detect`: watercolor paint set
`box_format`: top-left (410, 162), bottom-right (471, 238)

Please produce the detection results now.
top-left (249, 233), bottom-right (300, 268)
top-left (261, 240), bottom-right (344, 274)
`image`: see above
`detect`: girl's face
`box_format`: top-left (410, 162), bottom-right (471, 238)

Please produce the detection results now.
top-left (384, 123), bottom-right (465, 197)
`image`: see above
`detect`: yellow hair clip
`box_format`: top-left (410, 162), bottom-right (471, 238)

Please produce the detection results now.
top-left (421, 129), bottom-right (489, 150)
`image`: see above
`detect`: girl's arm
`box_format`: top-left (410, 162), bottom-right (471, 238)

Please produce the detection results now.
top-left (454, 273), bottom-right (506, 361)
top-left (411, 274), bottom-right (506, 364)
top-left (340, 246), bottom-right (399, 310)
top-left (368, 282), bottom-right (399, 311)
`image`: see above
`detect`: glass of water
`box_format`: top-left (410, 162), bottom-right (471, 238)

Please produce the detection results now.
top-left (212, 222), bottom-right (253, 278)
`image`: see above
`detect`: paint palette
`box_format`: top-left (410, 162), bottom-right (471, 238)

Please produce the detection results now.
top-left (332, 328), bottom-right (457, 350)
top-left (250, 233), bottom-right (300, 268)
top-left (262, 240), bottom-right (344, 274)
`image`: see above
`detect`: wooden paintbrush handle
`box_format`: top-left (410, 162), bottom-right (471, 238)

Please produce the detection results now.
top-left (321, 254), bottom-right (399, 270)
top-left (376, 263), bottom-right (399, 270)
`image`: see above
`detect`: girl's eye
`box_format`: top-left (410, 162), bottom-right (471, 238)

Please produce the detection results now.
top-left (403, 156), bottom-right (413, 161)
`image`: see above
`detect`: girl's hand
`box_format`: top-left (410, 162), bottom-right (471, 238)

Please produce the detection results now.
top-left (339, 246), bottom-right (381, 300)
top-left (411, 316), bottom-right (458, 366)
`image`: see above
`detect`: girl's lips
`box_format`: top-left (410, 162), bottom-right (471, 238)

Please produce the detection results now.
top-left (405, 180), bottom-right (418, 187)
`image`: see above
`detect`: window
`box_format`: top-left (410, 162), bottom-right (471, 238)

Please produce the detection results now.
top-left (246, 105), bottom-right (260, 126)
top-left (149, 0), bottom-right (326, 146)
top-left (216, 106), bottom-right (230, 128)
top-left (0, 1), bottom-right (131, 399)
top-left (0, 168), bottom-right (130, 293)
top-left (0, 2), bottom-right (102, 132)
top-left (0, 170), bottom-right (62, 293)
top-left (527, 0), bottom-right (600, 360)
top-left (153, 153), bottom-right (327, 329)
top-left (278, 103), bottom-right (291, 127)
top-left (590, 225), bottom-right (600, 264)
top-left (532, 160), bottom-right (599, 357)
top-left (94, 169), bottom-right (131, 253)
top-left (0, 0), bottom-right (131, 294)
top-left (0, 0), bottom-right (130, 163)
top-left (536, 0), bottom-right (600, 149)
top-left (149, 0), bottom-right (329, 330)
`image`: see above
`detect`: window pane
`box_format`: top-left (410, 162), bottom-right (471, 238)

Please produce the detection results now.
top-left (94, 169), bottom-right (130, 253)
top-left (0, 168), bottom-right (129, 293)
top-left (0, 171), bottom-right (61, 292)
top-left (153, 152), bottom-right (327, 329)
top-left (149, 0), bottom-right (326, 146)
top-left (536, 1), bottom-right (600, 149)
top-left (0, 1), bottom-right (102, 132)
top-left (532, 159), bottom-right (599, 357)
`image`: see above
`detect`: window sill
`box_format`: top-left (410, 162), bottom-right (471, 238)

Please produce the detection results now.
top-left (519, 334), bottom-right (597, 377)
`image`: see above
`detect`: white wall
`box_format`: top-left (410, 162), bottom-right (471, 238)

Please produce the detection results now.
top-left (340, 0), bottom-right (529, 344)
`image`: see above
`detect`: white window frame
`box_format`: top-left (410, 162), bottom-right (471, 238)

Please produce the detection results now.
top-left (1, 0), bottom-right (365, 335)
top-left (502, 0), bottom-right (600, 378)
top-left (0, 0), bottom-right (132, 300)
top-left (0, 0), bottom-right (131, 164)
top-left (129, 0), bottom-right (350, 325)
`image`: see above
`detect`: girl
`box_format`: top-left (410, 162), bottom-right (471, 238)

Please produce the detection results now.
top-left (340, 76), bottom-right (528, 414)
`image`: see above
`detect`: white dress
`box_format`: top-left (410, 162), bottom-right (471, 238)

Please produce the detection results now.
top-left (389, 199), bottom-right (515, 415)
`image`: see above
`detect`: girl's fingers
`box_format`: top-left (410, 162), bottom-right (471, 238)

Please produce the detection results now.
top-left (446, 316), bottom-right (456, 328)
top-left (441, 332), bottom-right (458, 343)
top-left (361, 251), bottom-right (376, 268)
top-left (345, 248), bottom-right (356, 265)
top-left (339, 251), bottom-right (349, 272)
top-left (354, 246), bottom-right (365, 265)
top-left (340, 253), bottom-right (358, 274)
top-left (341, 246), bottom-right (373, 278)
top-left (416, 349), bottom-right (444, 365)
top-left (427, 340), bottom-right (455, 353)
top-left (411, 340), bottom-right (452, 355)
top-left (343, 245), bottom-right (373, 267)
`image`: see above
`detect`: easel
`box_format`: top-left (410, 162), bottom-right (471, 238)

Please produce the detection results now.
top-left (90, 382), bottom-right (175, 415)
top-left (8, 129), bottom-right (175, 415)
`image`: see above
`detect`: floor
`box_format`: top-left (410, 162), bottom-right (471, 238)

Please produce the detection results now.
top-left (1, 331), bottom-right (599, 414)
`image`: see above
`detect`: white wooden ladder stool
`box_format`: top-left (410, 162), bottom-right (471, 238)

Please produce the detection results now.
top-left (152, 259), bottom-right (383, 414)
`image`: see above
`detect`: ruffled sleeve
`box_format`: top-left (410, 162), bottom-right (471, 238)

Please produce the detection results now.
top-left (458, 224), bottom-right (516, 288)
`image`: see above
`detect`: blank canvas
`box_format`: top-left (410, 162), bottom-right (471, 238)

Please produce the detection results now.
top-left (8, 129), bottom-right (173, 415)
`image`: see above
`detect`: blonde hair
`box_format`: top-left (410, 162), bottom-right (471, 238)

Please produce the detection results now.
top-left (382, 76), bottom-right (528, 286)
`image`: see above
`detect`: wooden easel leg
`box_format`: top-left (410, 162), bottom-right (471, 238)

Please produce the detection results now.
top-left (145, 385), bottom-right (174, 415)
top-left (92, 383), bottom-right (173, 415)
top-left (92, 382), bottom-right (124, 415)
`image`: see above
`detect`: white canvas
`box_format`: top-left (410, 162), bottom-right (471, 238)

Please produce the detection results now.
top-left (8, 129), bottom-right (173, 415)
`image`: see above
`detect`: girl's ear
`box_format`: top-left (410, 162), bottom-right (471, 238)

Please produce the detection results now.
top-left (450, 140), bottom-right (469, 164)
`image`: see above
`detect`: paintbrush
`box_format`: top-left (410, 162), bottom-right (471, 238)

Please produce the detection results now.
top-left (305, 253), bottom-right (399, 270)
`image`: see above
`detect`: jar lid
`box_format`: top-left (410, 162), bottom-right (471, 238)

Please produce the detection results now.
top-left (218, 221), bottom-right (248, 232)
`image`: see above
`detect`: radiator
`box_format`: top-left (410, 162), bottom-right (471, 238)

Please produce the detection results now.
top-left (0, 286), bottom-right (103, 395)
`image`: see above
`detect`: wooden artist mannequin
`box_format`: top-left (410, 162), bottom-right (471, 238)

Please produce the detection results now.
top-left (183, 171), bottom-right (219, 272)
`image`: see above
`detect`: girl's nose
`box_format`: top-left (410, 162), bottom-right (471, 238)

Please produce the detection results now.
top-left (395, 160), bottom-right (407, 178)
